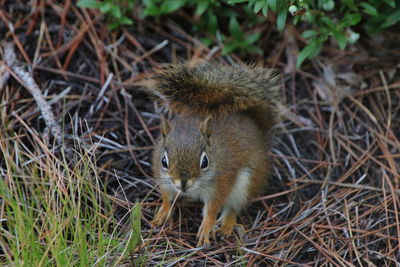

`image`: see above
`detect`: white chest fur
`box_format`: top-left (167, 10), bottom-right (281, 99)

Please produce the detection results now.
top-left (222, 167), bottom-right (252, 215)
top-left (159, 167), bottom-right (252, 218)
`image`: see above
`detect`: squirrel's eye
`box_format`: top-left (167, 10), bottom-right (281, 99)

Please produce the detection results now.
top-left (161, 152), bottom-right (169, 170)
top-left (200, 152), bottom-right (209, 170)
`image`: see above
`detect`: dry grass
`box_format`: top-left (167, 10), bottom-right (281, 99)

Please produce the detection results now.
top-left (1, 1), bottom-right (399, 266)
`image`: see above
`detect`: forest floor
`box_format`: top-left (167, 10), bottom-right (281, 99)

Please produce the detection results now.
top-left (1, 1), bottom-right (400, 266)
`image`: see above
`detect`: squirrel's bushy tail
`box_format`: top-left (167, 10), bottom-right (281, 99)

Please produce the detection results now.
top-left (146, 61), bottom-right (283, 132)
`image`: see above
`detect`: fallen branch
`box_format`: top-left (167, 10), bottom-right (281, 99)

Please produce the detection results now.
top-left (0, 42), bottom-right (14, 90)
top-left (0, 62), bottom-right (10, 90)
top-left (3, 42), bottom-right (63, 146)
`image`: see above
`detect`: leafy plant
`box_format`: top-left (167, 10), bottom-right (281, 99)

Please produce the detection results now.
top-left (294, 2), bottom-right (362, 66)
top-left (222, 16), bottom-right (262, 55)
top-left (142, 0), bottom-right (188, 16)
top-left (142, 0), bottom-right (264, 55)
top-left (78, 0), bottom-right (400, 67)
top-left (77, 0), bottom-right (134, 30)
top-left (230, 0), bottom-right (399, 66)
top-left (227, 0), bottom-right (289, 32)
top-left (362, 0), bottom-right (400, 34)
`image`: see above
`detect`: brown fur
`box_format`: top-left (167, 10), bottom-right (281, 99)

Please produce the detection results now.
top-left (145, 61), bottom-right (283, 132)
top-left (147, 61), bottom-right (282, 246)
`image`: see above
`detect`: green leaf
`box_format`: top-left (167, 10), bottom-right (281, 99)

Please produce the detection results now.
top-left (268, 0), bottom-right (276, 12)
top-left (99, 3), bottom-right (112, 13)
top-left (297, 39), bottom-right (323, 67)
top-left (222, 42), bottom-right (238, 55)
top-left (341, 0), bottom-right (357, 11)
top-left (332, 30), bottom-right (347, 50)
top-left (219, 7), bottom-right (237, 17)
top-left (229, 16), bottom-right (243, 40)
top-left (127, 1), bottom-right (135, 10)
top-left (161, 0), bottom-right (186, 14)
top-left (302, 30), bottom-right (317, 39)
top-left (208, 13), bottom-right (218, 34)
top-left (243, 32), bottom-right (261, 45)
top-left (201, 37), bottom-right (213, 46)
top-left (276, 3), bottom-right (287, 32)
top-left (382, 9), bottom-right (400, 28)
top-left (360, 2), bottom-right (379, 17)
top-left (119, 16), bottom-right (134, 25)
top-left (341, 12), bottom-right (361, 27)
top-left (110, 5), bottom-right (122, 18)
top-left (303, 10), bottom-right (315, 23)
top-left (349, 13), bottom-right (361, 25)
top-left (126, 204), bottom-right (141, 253)
top-left (195, 0), bottom-right (209, 16)
top-left (77, 0), bottom-right (102, 8)
top-left (308, 40), bottom-right (323, 58)
top-left (143, 5), bottom-right (162, 16)
top-left (293, 15), bottom-right (301, 24)
top-left (227, 0), bottom-right (249, 3)
top-left (384, 0), bottom-right (395, 8)
top-left (262, 3), bottom-right (269, 16)
top-left (109, 21), bottom-right (121, 30)
top-left (142, 0), bottom-right (153, 6)
top-left (321, 16), bottom-right (335, 28)
top-left (254, 1), bottom-right (264, 13)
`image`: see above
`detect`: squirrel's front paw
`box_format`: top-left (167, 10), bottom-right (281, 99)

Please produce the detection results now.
top-left (196, 219), bottom-right (216, 247)
top-left (151, 207), bottom-right (171, 226)
top-left (218, 213), bottom-right (245, 239)
top-left (218, 223), bottom-right (245, 238)
top-left (218, 223), bottom-right (234, 237)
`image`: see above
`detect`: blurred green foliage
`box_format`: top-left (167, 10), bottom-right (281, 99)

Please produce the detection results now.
top-left (78, 0), bottom-right (400, 67)
top-left (77, 0), bottom-right (134, 30)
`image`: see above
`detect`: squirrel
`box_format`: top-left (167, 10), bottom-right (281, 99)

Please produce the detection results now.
top-left (145, 60), bottom-right (283, 246)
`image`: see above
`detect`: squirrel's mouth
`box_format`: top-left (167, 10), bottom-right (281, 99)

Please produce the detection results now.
top-left (174, 185), bottom-right (194, 195)
top-left (173, 179), bottom-right (195, 193)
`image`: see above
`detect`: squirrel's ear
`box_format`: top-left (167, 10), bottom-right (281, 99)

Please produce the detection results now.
top-left (199, 115), bottom-right (212, 141)
top-left (160, 115), bottom-right (171, 138)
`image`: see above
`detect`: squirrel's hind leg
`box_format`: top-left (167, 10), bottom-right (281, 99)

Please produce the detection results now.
top-left (152, 189), bottom-right (175, 226)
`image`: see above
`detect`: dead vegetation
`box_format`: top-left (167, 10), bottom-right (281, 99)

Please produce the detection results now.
top-left (1, 1), bottom-right (400, 266)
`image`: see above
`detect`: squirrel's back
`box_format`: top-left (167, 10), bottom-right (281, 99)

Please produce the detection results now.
top-left (146, 61), bottom-right (283, 133)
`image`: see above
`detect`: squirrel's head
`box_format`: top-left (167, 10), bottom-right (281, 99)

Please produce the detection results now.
top-left (154, 114), bottom-right (214, 195)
